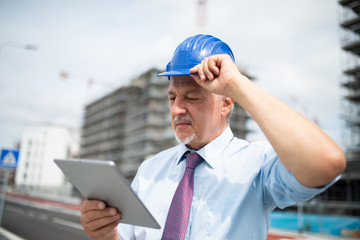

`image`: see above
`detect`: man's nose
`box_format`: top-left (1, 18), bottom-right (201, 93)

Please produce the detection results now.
top-left (172, 98), bottom-right (187, 115)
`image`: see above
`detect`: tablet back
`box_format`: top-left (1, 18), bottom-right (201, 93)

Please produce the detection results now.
top-left (54, 158), bottom-right (161, 229)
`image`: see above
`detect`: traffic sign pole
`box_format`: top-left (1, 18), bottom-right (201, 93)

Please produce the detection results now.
top-left (0, 168), bottom-right (9, 226)
top-left (0, 149), bottom-right (19, 226)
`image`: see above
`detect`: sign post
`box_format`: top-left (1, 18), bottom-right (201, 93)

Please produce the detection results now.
top-left (0, 149), bottom-right (19, 226)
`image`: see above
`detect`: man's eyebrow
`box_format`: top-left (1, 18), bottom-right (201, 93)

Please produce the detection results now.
top-left (167, 89), bottom-right (202, 95)
top-left (186, 89), bottom-right (199, 94)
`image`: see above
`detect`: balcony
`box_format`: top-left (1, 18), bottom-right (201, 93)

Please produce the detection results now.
top-left (340, 0), bottom-right (360, 14)
top-left (343, 39), bottom-right (360, 57)
top-left (344, 65), bottom-right (360, 77)
top-left (343, 79), bottom-right (360, 90)
top-left (341, 16), bottom-right (360, 34)
top-left (345, 89), bottom-right (360, 101)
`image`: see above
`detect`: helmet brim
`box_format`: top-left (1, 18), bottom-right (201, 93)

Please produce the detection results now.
top-left (156, 70), bottom-right (197, 77)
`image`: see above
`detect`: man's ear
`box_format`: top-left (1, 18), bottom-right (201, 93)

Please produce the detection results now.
top-left (221, 97), bottom-right (234, 117)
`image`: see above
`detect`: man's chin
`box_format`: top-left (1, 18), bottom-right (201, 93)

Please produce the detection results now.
top-left (175, 133), bottom-right (195, 145)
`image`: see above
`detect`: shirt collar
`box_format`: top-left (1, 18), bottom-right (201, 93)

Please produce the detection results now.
top-left (176, 126), bottom-right (234, 169)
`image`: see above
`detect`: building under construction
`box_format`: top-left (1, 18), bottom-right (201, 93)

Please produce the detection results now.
top-left (80, 68), bottom-right (250, 180)
top-left (318, 0), bottom-right (360, 216)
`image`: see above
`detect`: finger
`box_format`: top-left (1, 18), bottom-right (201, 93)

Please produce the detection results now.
top-left (189, 64), bottom-right (200, 73)
top-left (85, 217), bottom-right (121, 239)
top-left (82, 207), bottom-right (120, 224)
top-left (202, 58), bottom-right (214, 80)
top-left (81, 200), bottom-right (106, 213)
top-left (197, 60), bottom-right (206, 80)
top-left (85, 213), bottom-right (121, 232)
top-left (208, 57), bottom-right (220, 77)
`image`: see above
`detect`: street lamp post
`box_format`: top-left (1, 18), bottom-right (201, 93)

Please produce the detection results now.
top-left (0, 41), bottom-right (38, 53)
top-left (0, 41), bottom-right (37, 226)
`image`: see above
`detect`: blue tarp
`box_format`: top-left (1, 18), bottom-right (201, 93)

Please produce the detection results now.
top-left (270, 211), bottom-right (360, 236)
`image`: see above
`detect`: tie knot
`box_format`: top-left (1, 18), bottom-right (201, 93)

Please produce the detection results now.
top-left (185, 152), bottom-right (203, 169)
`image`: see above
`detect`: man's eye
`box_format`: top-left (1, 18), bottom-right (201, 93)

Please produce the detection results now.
top-left (187, 97), bottom-right (199, 101)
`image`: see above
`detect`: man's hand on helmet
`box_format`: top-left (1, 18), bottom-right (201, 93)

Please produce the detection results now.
top-left (189, 54), bottom-right (247, 99)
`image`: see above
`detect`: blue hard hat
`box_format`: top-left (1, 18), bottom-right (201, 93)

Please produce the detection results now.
top-left (156, 34), bottom-right (235, 77)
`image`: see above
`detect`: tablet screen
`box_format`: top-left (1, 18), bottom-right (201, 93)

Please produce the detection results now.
top-left (54, 158), bottom-right (161, 229)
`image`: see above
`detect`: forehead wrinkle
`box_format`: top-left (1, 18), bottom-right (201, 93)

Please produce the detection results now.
top-left (169, 77), bottom-right (204, 96)
top-left (168, 86), bottom-right (204, 97)
top-left (170, 75), bottom-right (198, 87)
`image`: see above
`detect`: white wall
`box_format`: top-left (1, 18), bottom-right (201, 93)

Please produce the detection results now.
top-left (15, 123), bottom-right (79, 191)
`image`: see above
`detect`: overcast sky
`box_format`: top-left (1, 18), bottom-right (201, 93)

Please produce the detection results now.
top-left (0, 0), bottom-right (347, 150)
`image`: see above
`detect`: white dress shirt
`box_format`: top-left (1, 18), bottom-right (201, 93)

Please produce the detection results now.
top-left (118, 126), bottom-right (338, 239)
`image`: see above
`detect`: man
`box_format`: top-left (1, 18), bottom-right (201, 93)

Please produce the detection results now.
top-left (80, 34), bottom-right (346, 240)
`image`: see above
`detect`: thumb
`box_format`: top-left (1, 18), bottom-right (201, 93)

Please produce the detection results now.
top-left (189, 64), bottom-right (200, 74)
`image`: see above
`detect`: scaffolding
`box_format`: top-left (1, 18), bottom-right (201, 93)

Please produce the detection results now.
top-left (339, 0), bottom-right (360, 161)
top-left (325, 0), bottom-right (360, 216)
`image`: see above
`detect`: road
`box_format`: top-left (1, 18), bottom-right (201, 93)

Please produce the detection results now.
top-left (2, 199), bottom-right (92, 240)
top-left (0, 194), bottom-right (348, 240)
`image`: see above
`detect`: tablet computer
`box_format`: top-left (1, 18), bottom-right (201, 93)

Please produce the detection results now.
top-left (54, 158), bottom-right (161, 229)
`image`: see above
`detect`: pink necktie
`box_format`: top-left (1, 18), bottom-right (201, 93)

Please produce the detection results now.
top-left (161, 152), bottom-right (203, 240)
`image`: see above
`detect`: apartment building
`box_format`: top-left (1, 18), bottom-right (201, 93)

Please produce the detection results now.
top-left (15, 123), bottom-right (79, 194)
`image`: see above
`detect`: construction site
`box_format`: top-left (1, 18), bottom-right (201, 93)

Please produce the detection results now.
top-left (1, 1), bottom-right (359, 239)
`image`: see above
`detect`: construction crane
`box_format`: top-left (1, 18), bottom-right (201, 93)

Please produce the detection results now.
top-left (197, 0), bottom-right (207, 32)
top-left (59, 71), bottom-right (116, 90)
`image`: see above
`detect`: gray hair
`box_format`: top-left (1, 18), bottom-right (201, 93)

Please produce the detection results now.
top-left (216, 94), bottom-right (234, 123)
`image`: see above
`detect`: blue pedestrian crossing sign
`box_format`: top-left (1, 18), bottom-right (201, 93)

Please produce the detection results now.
top-left (0, 149), bottom-right (19, 169)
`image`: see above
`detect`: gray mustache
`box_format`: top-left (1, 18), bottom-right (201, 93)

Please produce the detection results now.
top-left (174, 116), bottom-right (192, 124)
